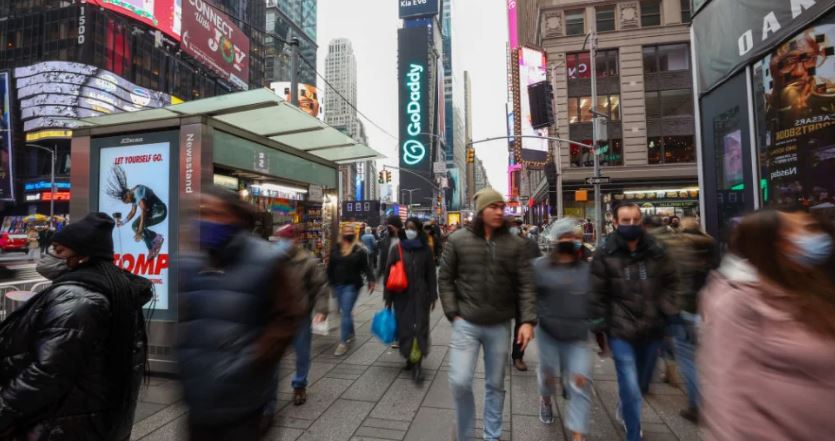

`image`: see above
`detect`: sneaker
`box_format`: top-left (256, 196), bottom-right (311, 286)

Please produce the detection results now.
top-left (679, 407), bottom-right (699, 424)
top-left (333, 343), bottom-right (349, 356)
top-left (391, 342), bottom-right (400, 349)
top-left (346, 335), bottom-right (356, 344)
top-left (539, 398), bottom-right (555, 424)
top-left (513, 359), bottom-right (528, 372)
top-left (149, 235), bottom-right (164, 259)
top-left (293, 388), bottom-right (307, 406)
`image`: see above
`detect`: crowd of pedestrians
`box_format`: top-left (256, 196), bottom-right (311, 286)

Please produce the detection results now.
top-left (1, 184), bottom-right (833, 441)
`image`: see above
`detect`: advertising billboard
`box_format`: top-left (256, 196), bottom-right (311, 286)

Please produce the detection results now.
top-left (181, 0), bottom-right (250, 90)
top-left (88, 0), bottom-right (182, 40)
top-left (399, 0), bottom-right (439, 19)
top-left (97, 137), bottom-right (172, 309)
top-left (0, 72), bottom-right (13, 200)
top-left (269, 82), bottom-right (320, 117)
top-left (398, 25), bottom-right (434, 206)
top-left (15, 61), bottom-right (172, 133)
top-left (755, 18), bottom-right (835, 210)
top-left (507, 0), bottom-right (518, 49)
top-left (515, 47), bottom-right (549, 163)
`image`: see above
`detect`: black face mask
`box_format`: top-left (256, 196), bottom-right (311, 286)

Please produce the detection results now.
top-left (617, 224), bottom-right (643, 241)
top-left (556, 241), bottom-right (577, 254)
top-left (343, 235), bottom-right (355, 243)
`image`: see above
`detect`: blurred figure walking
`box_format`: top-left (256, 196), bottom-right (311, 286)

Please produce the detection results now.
top-left (0, 213), bottom-right (152, 440)
top-left (177, 187), bottom-right (303, 441)
top-left (361, 227), bottom-right (378, 273)
top-left (700, 209), bottom-right (835, 441)
top-left (511, 218), bottom-right (542, 372)
top-left (328, 225), bottom-right (376, 356)
top-left (382, 217), bottom-right (437, 382)
top-left (591, 203), bottom-right (678, 441)
top-left (439, 188), bottom-right (537, 441)
top-left (26, 227), bottom-right (39, 261)
top-left (377, 216), bottom-right (403, 280)
top-left (534, 218), bottom-right (593, 441)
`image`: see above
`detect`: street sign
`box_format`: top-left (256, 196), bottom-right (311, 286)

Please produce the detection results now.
top-left (433, 161), bottom-right (447, 174)
top-left (585, 176), bottom-right (611, 185)
top-left (595, 145), bottom-right (609, 155)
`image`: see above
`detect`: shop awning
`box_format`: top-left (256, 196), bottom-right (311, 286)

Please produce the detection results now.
top-left (77, 88), bottom-right (385, 164)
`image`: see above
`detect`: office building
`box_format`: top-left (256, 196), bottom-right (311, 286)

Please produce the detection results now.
top-left (323, 38), bottom-right (362, 201)
top-left (473, 156), bottom-right (491, 192)
top-left (265, 0), bottom-right (318, 86)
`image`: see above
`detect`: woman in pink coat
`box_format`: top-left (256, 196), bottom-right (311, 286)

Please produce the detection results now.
top-left (699, 209), bottom-right (835, 441)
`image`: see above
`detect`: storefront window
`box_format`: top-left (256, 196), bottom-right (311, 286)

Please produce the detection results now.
top-left (648, 136), bottom-right (695, 164)
top-left (566, 50), bottom-right (618, 80)
top-left (568, 97), bottom-right (580, 123)
top-left (569, 95), bottom-right (620, 123)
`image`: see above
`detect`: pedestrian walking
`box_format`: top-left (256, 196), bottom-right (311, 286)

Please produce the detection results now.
top-left (382, 217), bottom-right (437, 382)
top-left (0, 213), bottom-right (152, 440)
top-left (511, 218), bottom-right (542, 372)
top-left (439, 188), bottom-right (537, 441)
top-left (591, 202), bottom-right (678, 441)
top-left (266, 224), bottom-right (330, 411)
top-left (328, 225), bottom-right (376, 356)
top-left (361, 226), bottom-right (378, 273)
top-left (534, 218), bottom-right (594, 441)
top-left (700, 209), bottom-right (835, 441)
top-left (177, 187), bottom-right (304, 441)
top-left (377, 215), bottom-right (403, 280)
top-left (26, 227), bottom-right (39, 261)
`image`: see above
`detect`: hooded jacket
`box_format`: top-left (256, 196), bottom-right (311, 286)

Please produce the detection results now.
top-left (0, 265), bottom-right (153, 441)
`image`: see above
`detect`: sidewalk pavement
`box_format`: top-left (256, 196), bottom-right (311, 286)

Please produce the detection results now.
top-left (130, 287), bottom-right (701, 441)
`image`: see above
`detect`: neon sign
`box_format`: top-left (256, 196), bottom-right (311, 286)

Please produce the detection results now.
top-left (402, 64), bottom-right (426, 165)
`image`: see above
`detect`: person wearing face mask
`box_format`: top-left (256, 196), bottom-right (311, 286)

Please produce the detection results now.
top-left (377, 216), bottom-right (403, 280)
top-left (590, 203), bottom-right (678, 441)
top-left (0, 212), bottom-right (153, 440)
top-left (533, 218), bottom-right (594, 441)
top-left (177, 187), bottom-right (304, 441)
top-left (699, 209), bottom-right (835, 441)
top-left (382, 217), bottom-right (438, 382)
top-left (328, 225), bottom-right (376, 356)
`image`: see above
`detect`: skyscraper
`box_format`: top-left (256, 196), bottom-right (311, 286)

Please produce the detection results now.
top-left (324, 38), bottom-right (361, 201)
top-left (265, 0), bottom-right (318, 86)
top-left (442, 0), bottom-right (454, 161)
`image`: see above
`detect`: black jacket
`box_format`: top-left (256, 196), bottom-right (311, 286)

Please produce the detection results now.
top-left (590, 232), bottom-right (679, 342)
top-left (534, 257), bottom-right (591, 341)
top-left (328, 243), bottom-right (373, 288)
top-left (0, 267), bottom-right (152, 441)
top-left (383, 241), bottom-right (437, 359)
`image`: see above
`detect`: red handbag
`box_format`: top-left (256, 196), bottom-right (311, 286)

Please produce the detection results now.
top-left (385, 244), bottom-right (408, 292)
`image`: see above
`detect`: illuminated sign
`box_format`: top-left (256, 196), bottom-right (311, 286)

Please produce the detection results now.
top-left (25, 194), bottom-right (40, 202)
top-left (512, 47), bottom-right (550, 166)
top-left (41, 191), bottom-right (72, 201)
top-left (26, 130), bottom-right (73, 141)
top-left (399, 0), bottom-right (439, 19)
top-left (403, 64), bottom-right (427, 165)
top-left (24, 181), bottom-right (71, 191)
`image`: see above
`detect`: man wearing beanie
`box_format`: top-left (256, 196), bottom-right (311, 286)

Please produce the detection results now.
top-left (439, 188), bottom-right (537, 441)
top-left (0, 212), bottom-right (153, 440)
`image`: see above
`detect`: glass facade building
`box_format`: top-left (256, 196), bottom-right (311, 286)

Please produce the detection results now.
top-left (266, 0), bottom-right (318, 86)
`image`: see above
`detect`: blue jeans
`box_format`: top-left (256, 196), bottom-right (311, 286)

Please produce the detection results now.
top-left (335, 285), bottom-right (359, 343)
top-left (536, 328), bottom-right (592, 435)
top-left (671, 312), bottom-right (700, 409)
top-left (610, 338), bottom-right (662, 441)
top-left (292, 315), bottom-right (313, 390)
top-left (448, 318), bottom-right (510, 441)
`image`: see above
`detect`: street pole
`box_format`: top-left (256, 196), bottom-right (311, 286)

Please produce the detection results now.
top-left (589, 29), bottom-right (603, 245)
top-left (550, 64), bottom-right (564, 219)
top-left (289, 37), bottom-right (300, 106)
top-left (49, 146), bottom-right (56, 226)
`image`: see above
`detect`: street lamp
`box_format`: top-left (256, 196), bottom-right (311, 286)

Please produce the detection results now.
top-left (26, 143), bottom-right (57, 226)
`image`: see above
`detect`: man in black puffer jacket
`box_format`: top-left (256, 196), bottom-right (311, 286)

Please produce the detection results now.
top-left (0, 212), bottom-right (153, 441)
top-left (590, 203), bottom-right (678, 441)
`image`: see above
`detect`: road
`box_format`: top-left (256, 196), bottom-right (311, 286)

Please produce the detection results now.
top-left (129, 287), bottom-right (701, 441)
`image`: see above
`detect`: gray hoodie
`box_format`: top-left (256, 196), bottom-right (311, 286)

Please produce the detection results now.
top-left (533, 256), bottom-right (591, 341)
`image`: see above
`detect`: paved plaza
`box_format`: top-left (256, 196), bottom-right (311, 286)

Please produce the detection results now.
top-left (130, 288), bottom-right (700, 441)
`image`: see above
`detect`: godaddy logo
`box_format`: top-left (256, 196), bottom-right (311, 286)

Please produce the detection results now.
top-left (403, 64), bottom-right (426, 166)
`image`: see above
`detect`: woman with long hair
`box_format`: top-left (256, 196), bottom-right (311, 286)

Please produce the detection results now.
top-left (327, 225), bottom-right (375, 356)
top-left (699, 208), bottom-right (835, 440)
top-left (383, 217), bottom-right (437, 382)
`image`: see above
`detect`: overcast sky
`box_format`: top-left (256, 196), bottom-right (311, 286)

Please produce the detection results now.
top-left (316, 0), bottom-right (510, 198)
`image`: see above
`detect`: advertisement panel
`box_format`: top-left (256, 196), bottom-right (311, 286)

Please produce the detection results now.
top-left (756, 18), bottom-right (835, 210)
top-left (399, 0), bottom-right (439, 19)
top-left (446, 167), bottom-right (461, 211)
top-left (269, 82), bottom-right (320, 117)
top-left (88, 0), bottom-right (182, 41)
top-left (515, 47), bottom-right (549, 162)
top-left (398, 25), bottom-right (434, 206)
top-left (507, 0), bottom-right (518, 49)
top-left (15, 62), bottom-right (172, 133)
top-left (98, 140), bottom-right (172, 309)
top-left (181, 0), bottom-right (250, 90)
top-left (0, 72), bottom-right (13, 200)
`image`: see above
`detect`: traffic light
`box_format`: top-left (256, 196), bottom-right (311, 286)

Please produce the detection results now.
top-left (378, 171), bottom-right (385, 184)
top-left (528, 80), bottom-right (555, 129)
top-left (466, 148), bottom-right (475, 164)
top-left (385, 170), bottom-right (392, 183)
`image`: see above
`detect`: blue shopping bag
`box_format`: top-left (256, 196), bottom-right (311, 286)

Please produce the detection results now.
top-left (371, 307), bottom-right (397, 345)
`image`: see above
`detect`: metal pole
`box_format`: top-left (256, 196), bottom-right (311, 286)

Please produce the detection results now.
top-left (49, 146), bottom-right (56, 225)
top-left (589, 29), bottom-right (603, 245)
top-left (289, 37), bottom-right (300, 106)
top-left (556, 140), bottom-right (564, 218)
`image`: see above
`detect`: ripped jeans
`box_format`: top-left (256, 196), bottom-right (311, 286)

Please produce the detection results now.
top-left (536, 326), bottom-right (592, 435)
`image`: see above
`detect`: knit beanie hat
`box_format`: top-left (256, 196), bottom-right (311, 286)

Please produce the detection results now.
top-left (548, 217), bottom-right (582, 243)
top-left (386, 215), bottom-right (403, 230)
top-left (474, 188), bottom-right (504, 214)
top-left (52, 212), bottom-right (115, 260)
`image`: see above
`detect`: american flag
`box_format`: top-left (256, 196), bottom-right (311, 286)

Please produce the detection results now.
top-left (399, 206), bottom-right (408, 223)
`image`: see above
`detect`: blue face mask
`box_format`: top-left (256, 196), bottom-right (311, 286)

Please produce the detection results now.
top-left (789, 233), bottom-right (832, 267)
top-left (197, 220), bottom-right (240, 251)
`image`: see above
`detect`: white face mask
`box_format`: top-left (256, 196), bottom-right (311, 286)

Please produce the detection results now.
top-left (36, 253), bottom-right (71, 280)
top-left (405, 230), bottom-right (418, 240)
top-left (510, 227), bottom-right (520, 236)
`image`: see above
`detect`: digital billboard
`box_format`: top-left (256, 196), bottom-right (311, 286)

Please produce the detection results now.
top-left (398, 25), bottom-right (434, 207)
top-left (399, 0), bottom-right (439, 19)
top-left (88, 0), bottom-right (182, 40)
top-left (269, 82), bottom-right (321, 117)
top-left (756, 19), bottom-right (835, 209)
top-left (15, 61), bottom-right (172, 133)
top-left (97, 137), bottom-right (173, 309)
top-left (181, 0), bottom-right (250, 90)
top-left (0, 72), bottom-right (13, 201)
top-left (514, 47), bottom-right (549, 164)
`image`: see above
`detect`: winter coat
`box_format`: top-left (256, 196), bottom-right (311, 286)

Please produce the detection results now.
top-left (699, 255), bottom-right (835, 441)
top-left (383, 240), bottom-right (437, 359)
top-left (361, 233), bottom-right (377, 255)
top-left (524, 236), bottom-right (542, 260)
top-left (667, 230), bottom-right (717, 313)
top-left (0, 266), bottom-right (153, 441)
top-left (286, 246), bottom-right (329, 316)
top-left (438, 226), bottom-right (537, 325)
top-left (177, 233), bottom-right (303, 425)
top-left (534, 257), bottom-right (591, 342)
top-left (328, 243), bottom-right (373, 289)
top-left (590, 232), bottom-right (678, 341)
